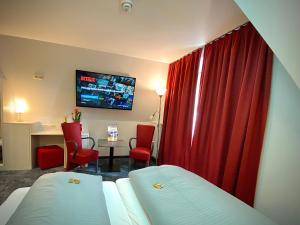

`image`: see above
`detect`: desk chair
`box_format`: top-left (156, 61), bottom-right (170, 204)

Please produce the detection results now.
top-left (129, 124), bottom-right (155, 170)
top-left (61, 122), bottom-right (99, 173)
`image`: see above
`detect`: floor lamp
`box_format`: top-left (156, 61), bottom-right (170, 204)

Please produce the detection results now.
top-left (155, 87), bottom-right (166, 164)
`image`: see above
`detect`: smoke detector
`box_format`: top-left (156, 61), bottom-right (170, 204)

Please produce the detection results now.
top-left (121, 0), bottom-right (133, 12)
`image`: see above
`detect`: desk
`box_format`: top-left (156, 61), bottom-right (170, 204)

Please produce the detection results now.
top-left (31, 130), bottom-right (63, 136)
top-left (1, 122), bottom-right (38, 170)
top-left (98, 139), bottom-right (127, 172)
top-left (31, 130), bottom-right (65, 168)
top-left (0, 122), bottom-right (89, 171)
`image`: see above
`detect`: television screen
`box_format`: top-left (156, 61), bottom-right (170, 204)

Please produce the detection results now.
top-left (76, 70), bottom-right (136, 110)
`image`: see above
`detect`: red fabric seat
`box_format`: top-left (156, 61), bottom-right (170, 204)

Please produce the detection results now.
top-left (129, 147), bottom-right (151, 161)
top-left (37, 145), bottom-right (64, 170)
top-left (69, 149), bottom-right (98, 165)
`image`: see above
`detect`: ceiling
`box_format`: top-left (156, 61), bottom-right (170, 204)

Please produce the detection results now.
top-left (235, 0), bottom-right (300, 89)
top-left (0, 0), bottom-right (247, 63)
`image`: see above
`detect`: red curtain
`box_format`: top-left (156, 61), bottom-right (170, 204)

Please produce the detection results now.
top-left (189, 23), bottom-right (273, 206)
top-left (158, 48), bottom-right (202, 167)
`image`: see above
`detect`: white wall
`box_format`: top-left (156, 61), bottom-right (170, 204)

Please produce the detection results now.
top-left (234, 0), bottom-right (300, 89)
top-left (0, 78), bottom-right (3, 136)
top-left (255, 56), bottom-right (300, 225)
top-left (0, 34), bottom-right (168, 156)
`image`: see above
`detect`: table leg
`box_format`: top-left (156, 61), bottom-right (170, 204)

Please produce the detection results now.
top-left (109, 147), bottom-right (114, 169)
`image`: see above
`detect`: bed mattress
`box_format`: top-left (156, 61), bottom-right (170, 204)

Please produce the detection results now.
top-left (129, 165), bottom-right (277, 225)
top-left (0, 188), bottom-right (29, 225)
top-left (116, 178), bottom-right (151, 225)
top-left (0, 181), bottom-right (144, 225)
top-left (4, 172), bottom-right (111, 225)
top-left (1, 166), bottom-right (278, 225)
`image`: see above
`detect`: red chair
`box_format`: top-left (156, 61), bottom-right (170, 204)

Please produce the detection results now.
top-left (61, 122), bottom-right (99, 173)
top-left (129, 124), bottom-right (155, 169)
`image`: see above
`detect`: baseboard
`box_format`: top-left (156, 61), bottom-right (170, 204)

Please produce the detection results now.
top-left (99, 155), bottom-right (129, 159)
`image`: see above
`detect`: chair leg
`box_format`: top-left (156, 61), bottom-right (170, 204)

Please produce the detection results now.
top-left (96, 158), bottom-right (99, 174)
top-left (66, 161), bottom-right (72, 171)
top-left (128, 158), bottom-right (133, 172)
top-left (146, 160), bottom-right (150, 167)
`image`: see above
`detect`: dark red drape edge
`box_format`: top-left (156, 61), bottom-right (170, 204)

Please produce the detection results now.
top-left (158, 48), bottom-right (202, 166)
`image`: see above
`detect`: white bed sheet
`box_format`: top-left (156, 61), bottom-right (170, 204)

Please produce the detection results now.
top-left (116, 178), bottom-right (151, 225)
top-left (0, 187), bottom-right (29, 225)
top-left (103, 181), bottom-right (132, 225)
top-left (0, 181), bottom-right (133, 225)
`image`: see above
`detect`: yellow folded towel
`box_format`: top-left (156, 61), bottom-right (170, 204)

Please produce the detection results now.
top-left (153, 183), bottom-right (163, 189)
top-left (68, 178), bottom-right (81, 184)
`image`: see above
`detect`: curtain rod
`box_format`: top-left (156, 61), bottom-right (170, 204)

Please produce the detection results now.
top-left (207, 21), bottom-right (249, 45)
top-left (175, 21), bottom-right (250, 62)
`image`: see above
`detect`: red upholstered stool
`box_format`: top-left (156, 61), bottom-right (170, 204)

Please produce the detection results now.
top-left (37, 145), bottom-right (64, 170)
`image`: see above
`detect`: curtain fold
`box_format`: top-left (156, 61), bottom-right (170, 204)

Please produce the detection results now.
top-left (158, 48), bottom-right (202, 167)
top-left (189, 23), bottom-right (273, 206)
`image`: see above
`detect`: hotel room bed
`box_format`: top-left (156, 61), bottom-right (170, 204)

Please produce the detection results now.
top-left (0, 179), bottom-right (150, 225)
top-left (0, 166), bottom-right (277, 225)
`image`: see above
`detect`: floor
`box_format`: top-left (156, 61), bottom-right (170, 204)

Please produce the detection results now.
top-left (0, 157), bottom-right (150, 205)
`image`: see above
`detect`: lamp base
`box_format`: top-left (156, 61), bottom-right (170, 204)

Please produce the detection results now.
top-left (16, 113), bottom-right (23, 122)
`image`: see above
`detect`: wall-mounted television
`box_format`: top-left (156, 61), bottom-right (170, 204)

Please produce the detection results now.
top-left (76, 70), bottom-right (136, 110)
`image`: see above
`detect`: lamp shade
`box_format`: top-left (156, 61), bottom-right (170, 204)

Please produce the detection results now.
top-left (15, 99), bottom-right (27, 113)
top-left (155, 87), bottom-right (167, 96)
